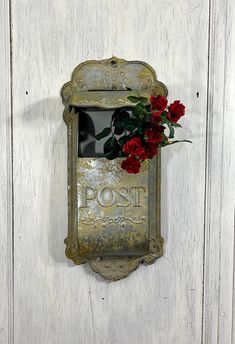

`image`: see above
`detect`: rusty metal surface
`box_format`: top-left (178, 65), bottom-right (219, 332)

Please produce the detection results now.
top-left (77, 158), bottom-right (149, 258)
top-left (62, 57), bottom-right (166, 280)
top-left (61, 56), bottom-right (167, 109)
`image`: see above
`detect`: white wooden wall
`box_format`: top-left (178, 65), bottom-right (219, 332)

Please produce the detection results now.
top-left (1, 1), bottom-right (235, 343)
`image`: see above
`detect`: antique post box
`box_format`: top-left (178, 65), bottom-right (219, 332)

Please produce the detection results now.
top-left (61, 57), bottom-right (168, 281)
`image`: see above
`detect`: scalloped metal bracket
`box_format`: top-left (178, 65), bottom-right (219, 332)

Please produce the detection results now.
top-left (61, 56), bottom-right (167, 109)
top-left (62, 57), bottom-right (167, 281)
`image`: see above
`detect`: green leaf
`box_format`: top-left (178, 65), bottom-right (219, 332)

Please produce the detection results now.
top-left (120, 116), bottom-right (131, 125)
top-left (126, 124), bottom-right (136, 131)
top-left (145, 114), bottom-right (153, 122)
top-left (113, 110), bottom-right (130, 135)
top-left (127, 96), bottom-right (140, 103)
top-left (103, 137), bottom-right (114, 153)
top-left (114, 123), bottom-right (124, 135)
top-left (104, 136), bottom-right (120, 153)
top-left (121, 117), bottom-right (137, 127)
top-left (137, 102), bottom-right (147, 110)
top-left (129, 118), bottom-right (138, 125)
top-left (132, 105), bottom-right (146, 116)
top-left (171, 122), bottom-right (182, 128)
top-left (95, 127), bottom-right (111, 140)
top-left (104, 150), bottom-right (118, 160)
top-left (162, 134), bottom-right (169, 144)
top-left (104, 136), bottom-right (121, 159)
top-left (112, 109), bottom-right (120, 121)
top-left (137, 126), bottom-right (144, 135)
top-left (139, 97), bottom-right (148, 104)
top-left (160, 111), bottom-right (167, 121)
top-left (120, 110), bottom-right (130, 119)
top-left (167, 123), bottom-right (175, 139)
top-left (132, 107), bottom-right (141, 117)
top-left (125, 118), bottom-right (138, 131)
top-left (118, 135), bottom-right (128, 145)
top-left (133, 103), bottom-right (151, 119)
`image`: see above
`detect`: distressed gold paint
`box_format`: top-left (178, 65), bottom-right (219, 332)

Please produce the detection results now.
top-left (77, 158), bottom-right (149, 258)
top-left (62, 57), bottom-right (165, 280)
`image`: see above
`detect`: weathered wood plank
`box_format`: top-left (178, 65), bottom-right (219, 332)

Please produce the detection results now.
top-left (0, 0), bottom-right (13, 343)
top-left (203, 0), bottom-right (235, 343)
top-left (12, 1), bottom-right (209, 343)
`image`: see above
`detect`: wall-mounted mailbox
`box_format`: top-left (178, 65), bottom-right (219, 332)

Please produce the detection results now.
top-left (61, 57), bottom-right (167, 281)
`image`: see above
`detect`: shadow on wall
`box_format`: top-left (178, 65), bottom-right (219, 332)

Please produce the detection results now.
top-left (21, 98), bottom-right (112, 282)
top-left (21, 98), bottom-right (69, 266)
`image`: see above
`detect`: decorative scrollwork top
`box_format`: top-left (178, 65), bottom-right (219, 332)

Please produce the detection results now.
top-left (61, 56), bottom-right (167, 109)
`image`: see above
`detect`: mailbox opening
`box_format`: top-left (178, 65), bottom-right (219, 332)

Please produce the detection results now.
top-left (77, 108), bottom-right (135, 157)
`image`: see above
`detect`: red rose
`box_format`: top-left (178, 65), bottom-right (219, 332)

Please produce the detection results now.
top-left (121, 156), bottom-right (141, 174)
top-left (146, 143), bottom-right (158, 158)
top-left (138, 143), bottom-right (158, 160)
top-left (167, 100), bottom-right (185, 123)
top-left (123, 137), bottom-right (143, 156)
top-left (138, 147), bottom-right (148, 160)
top-left (151, 112), bottom-right (162, 124)
top-left (145, 126), bottom-right (165, 143)
top-left (150, 95), bottom-right (167, 113)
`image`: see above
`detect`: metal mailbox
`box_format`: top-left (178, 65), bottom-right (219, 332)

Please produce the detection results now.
top-left (61, 57), bottom-right (167, 280)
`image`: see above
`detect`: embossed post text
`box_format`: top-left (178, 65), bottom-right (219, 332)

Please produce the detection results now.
top-left (77, 158), bottom-right (149, 257)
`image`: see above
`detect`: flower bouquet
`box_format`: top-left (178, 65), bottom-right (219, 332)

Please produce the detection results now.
top-left (95, 95), bottom-right (191, 174)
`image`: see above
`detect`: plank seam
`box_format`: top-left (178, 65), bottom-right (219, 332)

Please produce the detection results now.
top-left (217, 3), bottom-right (229, 342)
top-left (231, 208), bottom-right (235, 344)
top-left (202, 0), bottom-right (234, 343)
top-left (201, 0), bottom-right (212, 343)
top-left (8, 0), bottom-right (14, 343)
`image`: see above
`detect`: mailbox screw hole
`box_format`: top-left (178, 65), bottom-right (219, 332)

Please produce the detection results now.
top-left (26, 91), bottom-right (28, 95)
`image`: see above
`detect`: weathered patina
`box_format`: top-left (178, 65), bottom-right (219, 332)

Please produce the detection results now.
top-left (62, 57), bottom-right (167, 280)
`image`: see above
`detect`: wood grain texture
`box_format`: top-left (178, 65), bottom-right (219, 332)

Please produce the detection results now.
top-left (203, 0), bottom-right (235, 343)
top-left (10, 0), bottom-right (209, 343)
top-left (0, 1), bottom-right (13, 343)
